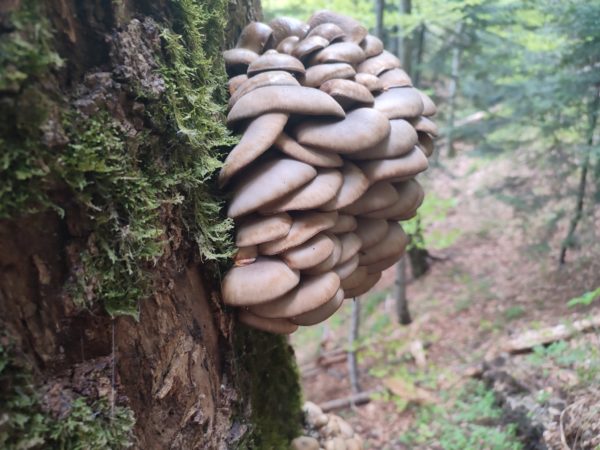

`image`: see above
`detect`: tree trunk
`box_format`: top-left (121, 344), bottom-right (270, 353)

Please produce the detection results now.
top-left (445, 22), bottom-right (465, 159)
top-left (412, 23), bottom-right (426, 87)
top-left (0, 1), bottom-right (301, 449)
top-left (374, 0), bottom-right (385, 41)
top-left (394, 255), bottom-right (412, 324)
top-left (400, 0), bottom-right (413, 77)
top-left (347, 298), bottom-right (362, 396)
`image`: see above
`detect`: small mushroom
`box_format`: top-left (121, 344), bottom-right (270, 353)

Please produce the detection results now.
top-left (308, 10), bottom-right (368, 43)
top-left (227, 157), bottom-right (317, 218)
top-left (291, 288), bottom-right (344, 326)
top-left (222, 256), bottom-right (300, 306)
top-left (410, 116), bottom-right (439, 137)
top-left (344, 271), bottom-right (382, 298)
top-left (304, 233), bottom-right (342, 275)
top-left (259, 211), bottom-right (338, 255)
top-left (303, 63), bottom-right (356, 87)
top-left (333, 254), bottom-right (359, 280)
top-left (337, 232), bottom-right (362, 264)
top-left (358, 222), bottom-right (408, 266)
top-left (247, 49), bottom-right (306, 77)
top-left (417, 131), bottom-right (435, 157)
top-left (227, 85), bottom-right (345, 124)
top-left (281, 233), bottom-right (335, 269)
top-left (294, 108), bottom-right (390, 154)
top-left (292, 35), bottom-right (329, 60)
top-left (234, 245), bottom-right (258, 266)
top-left (319, 162), bottom-right (369, 210)
top-left (360, 147), bottom-right (428, 185)
top-left (319, 79), bottom-right (374, 110)
top-left (328, 214), bottom-right (357, 233)
top-left (307, 23), bottom-right (345, 42)
top-left (236, 22), bottom-right (274, 53)
top-left (360, 34), bottom-right (384, 58)
top-left (274, 132), bottom-right (343, 167)
top-left (235, 213), bottom-right (293, 247)
top-left (341, 181), bottom-right (400, 215)
top-left (238, 310), bottom-right (298, 334)
top-left (228, 70), bottom-right (299, 108)
top-left (223, 48), bottom-right (259, 75)
top-left (418, 90), bottom-right (437, 116)
top-left (357, 50), bottom-right (401, 75)
top-left (354, 217), bottom-right (389, 250)
top-left (291, 436), bottom-right (321, 450)
top-left (373, 87), bottom-right (424, 119)
top-left (250, 272), bottom-right (340, 318)
top-left (348, 119), bottom-right (418, 160)
top-left (309, 42), bottom-right (366, 66)
top-left (269, 17), bottom-right (310, 47)
top-left (379, 68), bottom-right (412, 89)
top-left (363, 180), bottom-right (424, 220)
top-left (354, 73), bottom-right (383, 93)
top-left (365, 253), bottom-right (401, 273)
top-left (341, 266), bottom-right (368, 290)
top-left (228, 74), bottom-right (248, 95)
top-left (277, 35), bottom-right (300, 54)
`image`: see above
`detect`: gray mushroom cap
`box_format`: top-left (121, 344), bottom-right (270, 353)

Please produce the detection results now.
top-left (229, 70), bottom-right (299, 108)
top-left (365, 253), bottom-right (402, 274)
top-left (239, 310), bottom-right (298, 334)
top-left (344, 271), bottom-right (381, 298)
top-left (417, 131), bottom-right (435, 157)
top-left (281, 233), bottom-right (335, 270)
top-left (373, 87), bottom-right (424, 119)
top-left (247, 50), bottom-right (306, 77)
top-left (228, 74), bottom-right (248, 96)
top-left (360, 35), bottom-right (384, 58)
top-left (306, 23), bottom-right (346, 42)
top-left (274, 132), bottom-right (343, 168)
top-left (411, 116), bottom-right (439, 137)
top-left (308, 10), bottom-right (368, 43)
top-left (277, 36), bottom-right (300, 54)
top-left (319, 162), bottom-right (369, 211)
top-left (354, 217), bottom-right (389, 250)
top-left (250, 272), bottom-right (341, 318)
top-left (292, 35), bottom-right (329, 59)
top-left (235, 213), bottom-right (293, 247)
top-left (418, 90), bottom-right (437, 116)
top-left (222, 256), bottom-right (300, 306)
top-left (269, 17), bottom-right (310, 47)
top-left (341, 266), bottom-right (368, 290)
top-left (341, 181), bottom-right (400, 215)
top-left (309, 42), bottom-right (366, 66)
top-left (333, 254), bottom-right (360, 280)
top-left (227, 157), bottom-right (317, 219)
top-left (223, 48), bottom-right (259, 73)
top-left (358, 222), bottom-right (408, 266)
top-left (379, 68), bottom-right (413, 89)
top-left (303, 233), bottom-right (342, 275)
top-left (360, 147), bottom-right (429, 184)
top-left (337, 232), bottom-right (362, 264)
top-left (303, 63), bottom-right (356, 88)
top-left (328, 214), bottom-right (357, 233)
top-left (357, 50), bottom-right (401, 75)
top-left (290, 288), bottom-right (344, 326)
top-left (236, 22), bottom-right (274, 53)
top-left (319, 79), bottom-right (375, 109)
top-left (349, 119), bottom-right (418, 160)
top-left (364, 180), bottom-right (424, 220)
top-left (354, 73), bottom-right (384, 92)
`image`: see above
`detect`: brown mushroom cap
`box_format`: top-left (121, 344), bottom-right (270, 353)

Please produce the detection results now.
top-left (360, 147), bottom-right (428, 184)
top-left (227, 85), bottom-right (345, 124)
top-left (222, 256), bottom-right (300, 306)
top-left (235, 213), bottom-right (293, 247)
top-left (281, 233), bottom-right (335, 270)
top-left (329, 214), bottom-right (357, 233)
top-left (358, 222), bottom-right (408, 266)
top-left (417, 131), bottom-right (435, 157)
top-left (354, 73), bottom-right (384, 92)
top-left (411, 116), bottom-right (439, 137)
top-left (239, 310), bottom-right (298, 334)
top-left (227, 158), bottom-right (317, 219)
top-left (357, 50), bottom-right (401, 75)
top-left (333, 254), bottom-right (359, 280)
top-left (348, 119), bottom-right (418, 160)
top-left (344, 271), bottom-right (381, 298)
top-left (228, 70), bottom-right (299, 108)
top-left (259, 211), bottom-right (338, 255)
top-left (337, 232), bottom-right (362, 264)
top-left (247, 50), bottom-right (306, 77)
top-left (379, 68), bottom-right (413, 89)
top-left (309, 42), bottom-right (366, 66)
top-left (418, 90), bottom-right (437, 116)
top-left (364, 179), bottom-right (424, 220)
top-left (250, 272), bottom-right (340, 318)
top-left (290, 288), bottom-right (344, 326)
top-left (304, 233), bottom-right (342, 274)
top-left (360, 35), bottom-right (384, 58)
top-left (274, 132), bottom-right (343, 167)
top-left (320, 79), bottom-right (374, 109)
top-left (307, 23), bottom-right (345, 42)
top-left (269, 17), bottom-right (310, 47)
top-left (354, 217), bottom-right (389, 250)
top-left (228, 74), bottom-right (248, 96)
top-left (365, 253), bottom-right (402, 274)
top-left (261, 169), bottom-right (343, 213)
top-left (277, 36), bottom-right (300, 54)
top-left (341, 266), bottom-right (369, 290)
top-left (294, 108), bottom-right (390, 154)
top-left (341, 181), bottom-right (400, 215)
top-left (292, 35), bottom-right (329, 59)
top-left (223, 48), bottom-right (259, 74)
top-left (308, 10), bottom-right (368, 43)
top-left (236, 22), bottom-right (274, 53)
top-left (373, 87), bottom-right (424, 119)
top-left (303, 63), bottom-right (356, 88)
top-left (219, 113), bottom-right (289, 187)
top-left (320, 162), bottom-right (370, 210)
top-left (234, 245), bottom-right (258, 266)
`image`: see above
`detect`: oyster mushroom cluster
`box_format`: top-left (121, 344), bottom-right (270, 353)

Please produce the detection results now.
top-left (220, 11), bottom-right (437, 334)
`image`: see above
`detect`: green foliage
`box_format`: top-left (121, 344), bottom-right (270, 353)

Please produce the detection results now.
top-left (0, 338), bottom-right (135, 449)
top-left (504, 305), bottom-right (526, 321)
top-left (403, 193), bottom-right (461, 250)
top-left (567, 287), bottom-right (600, 308)
top-left (400, 381), bottom-right (523, 450)
top-left (233, 329), bottom-right (302, 449)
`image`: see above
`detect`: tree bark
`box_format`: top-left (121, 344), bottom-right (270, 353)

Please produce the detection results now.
top-left (394, 255), bottom-right (412, 324)
top-left (400, 0), bottom-right (413, 77)
top-left (374, 0), bottom-right (385, 41)
top-left (0, 1), bottom-right (302, 449)
top-left (347, 298), bottom-right (362, 396)
top-left (446, 22), bottom-right (465, 159)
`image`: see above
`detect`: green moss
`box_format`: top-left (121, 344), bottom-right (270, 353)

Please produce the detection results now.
top-left (0, 337), bottom-right (135, 449)
top-left (233, 329), bottom-right (303, 449)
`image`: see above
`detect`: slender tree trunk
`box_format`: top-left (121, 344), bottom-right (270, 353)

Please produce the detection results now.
top-left (412, 23), bottom-right (427, 87)
top-left (347, 298), bottom-right (362, 396)
top-left (375, 0), bottom-right (385, 41)
top-left (400, 0), bottom-right (413, 76)
top-left (559, 87), bottom-right (600, 265)
top-left (394, 255), bottom-right (412, 324)
top-left (446, 22), bottom-right (465, 159)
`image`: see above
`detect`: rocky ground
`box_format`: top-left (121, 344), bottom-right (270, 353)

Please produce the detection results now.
top-left (291, 146), bottom-right (600, 450)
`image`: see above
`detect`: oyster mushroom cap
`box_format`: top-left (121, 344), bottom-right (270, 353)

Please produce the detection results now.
top-left (418, 90), bottom-right (437, 116)
top-left (222, 256), bottom-right (300, 306)
top-left (219, 113), bottom-right (289, 187)
top-left (357, 50), bottom-right (401, 75)
top-left (239, 310), bottom-right (298, 334)
top-left (303, 63), bottom-right (356, 87)
top-left (304, 233), bottom-right (342, 275)
top-left (360, 147), bottom-right (428, 185)
top-left (260, 168), bottom-right (343, 213)
top-left (418, 131), bottom-right (435, 157)
top-left (308, 10), bottom-right (368, 43)
top-left (291, 287), bottom-right (345, 326)
top-left (329, 214), bottom-right (357, 233)
top-left (358, 222), bottom-right (408, 266)
top-left (227, 157), bottom-right (317, 219)
top-left (344, 271), bottom-right (382, 298)
top-left (228, 70), bottom-right (299, 108)
top-left (294, 108), bottom-right (390, 154)
top-left (292, 35), bottom-right (329, 59)
top-left (364, 180), bottom-right (424, 220)
top-left (250, 272), bottom-right (341, 318)
top-left (236, 22), bottom-right (274, 53)
top-left (366, 253), bottom-right (403, 274)
top-left (307, 23), bottom-right (345, 42)
top-left (354, 218), bottom-right (389, 250)
top-left (281, 233), bottom-right (335, 269)
top-left (233, 245), bottom-right (258, 266)
top-left (341, 181), bottom-right (400, 215)
top-left (228, 74), bottom-right (248, 96)
top-left (411, 116), bottom-right (439, 137)
top-left (333, 254), bottom-right (359, 280)
top-left (227, 85), bottom-right (345, 124)
top-left (360, 34), bottom-right (384, 58)
top-left (277, 35), bottom-right (300, 54)
top-left (320, 78), bottom-right (375, 109)
top-left (269, 17), bottom-right (310, 47)
top-left (247, 49), bottom-right (305, 77)
top-left (235, 213), bottom-right (293, 247)
top-left (354, 73), bottom-right (383, 92)
top-left (341, 266), bottom-right (369, 290)
top-left (259, 211), bottom-right (338, 255)
top-left (379, 68), bottom-right (413, 88)
top-left (337, 232), bottom-right (362, 264)
top-left (309, 42), bottom-right (366, 66)
top-left (223, 48), bottom-right (258, 74)
top-left (320, 162), bottom-right (369, 211)
top-left (348, 119), bottom-right (418, 160)
top-left (274, 132), bottom-right (343, 167)
top-left (373, 87), bottom-right (424, 119)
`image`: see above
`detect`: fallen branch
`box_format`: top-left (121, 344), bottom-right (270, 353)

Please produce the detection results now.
top-left (319, 389), bottom-right (379, 412)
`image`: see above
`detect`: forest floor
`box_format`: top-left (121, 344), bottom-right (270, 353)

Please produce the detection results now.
top-left (292, 145), bottom-right (600, 450)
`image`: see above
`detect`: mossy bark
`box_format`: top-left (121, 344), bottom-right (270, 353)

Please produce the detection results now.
top-left (0, 1), bottom-right (301, 449)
